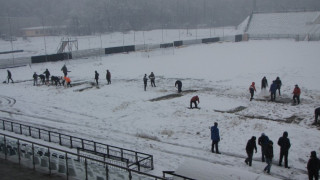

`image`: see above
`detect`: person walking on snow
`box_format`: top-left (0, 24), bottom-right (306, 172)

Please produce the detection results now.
top-left (249, 82), bottom-right (256, 101)
top-left (270, 81), bottom-right (277, 101)
top-left (245, 136), bottom-right (257, 166)
top-left (210, 122), bottom-right (221, 154)
top-left (258, 133), bottom-right (269, 162)
top-left (278, 131), bottom-right (291, 168)
top-left (292, 84), bottom-right (301, 104)
top-left (190, 95), bottom-right (200, 109)
top-left (43, 69), bottom-right (50, 84)
top-left (106, 70), bottom-right (111, 84)
top-left (264, 140), bottom-right (274, 174)
top-left (95, 71), bottom-right (99, 85)
top-left (7, 70), bottom-right (14, 83)
top-left (274, 77), bottom-right (282, 96)
top-left (61, 64), bottom-right (68, 77)
top-left (33, 72), bottom-right (38, 86)
top-left (143, 74), bottom-right (148, 91)
top-left (314, 107), bottom-right (320, 124)
top-left (175, 80), bottom-right (182, 93)
top-left (261, 76), bottom-right (268, 90)
top-left (149, 72), bottom-right (156, 87)
top-left (307, 151), bottom-right (320, 180)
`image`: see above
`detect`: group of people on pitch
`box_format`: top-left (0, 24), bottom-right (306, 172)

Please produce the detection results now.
top-left (210, 123), bottom-right (319, 179)
top-left (249, 76), bottom-right (301, 104)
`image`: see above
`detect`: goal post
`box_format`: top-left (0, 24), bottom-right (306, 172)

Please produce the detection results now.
top-left (139, 43), bottom-right (174, 58)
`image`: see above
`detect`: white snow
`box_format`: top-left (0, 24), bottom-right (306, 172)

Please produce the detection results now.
top-left (0, 27), bottom-right (240, 59)
top-left (0, 33), bottom-right (320, 180)
top-left (247, 11), bottom-right (320, 35)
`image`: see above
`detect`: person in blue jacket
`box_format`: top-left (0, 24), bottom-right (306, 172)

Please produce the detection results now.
top-left (210, 122), bottom-right (221, 154)
top-left (270, 81), bottom-right (277, 101)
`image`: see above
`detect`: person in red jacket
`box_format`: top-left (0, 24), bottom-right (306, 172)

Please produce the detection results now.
top-left (190, 96), bottom-right (200, 109)
top-left (249, 82), bottom-right (256, 101)
top-left (292, 84), bottom-right (301, 104)
top-left (64, 76), bottom-right (72, 87)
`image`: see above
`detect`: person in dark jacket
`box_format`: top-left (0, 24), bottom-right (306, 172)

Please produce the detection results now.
top-left (33, 72), bottom-right (38, 86)
top-left (274, 77), bottom-right (282, 96)
top-left (278, 131), bottom-right (291, 168)
top-left (258, 133), bottom-right (269, 162)
top-left (315, 107), bottom-right (320, 124)
top-left (7, 70), bottom-right (14, 83)
top-left (149, 72), bottom-right (156, 87)
top-left (175, 80), bottom-right (182, 93)
top-left (269, 81), bottom-right (277, 101)
top-left (143, 74), bottom-right (148, 91)
top-left (261, 77), bottom-right (268, 90)
top-left (245, 136), bottom-right (257, 166)
top-left (249, 82), bottom-right (256, 101)
top-left (210, 122), bottom-right (220, 154)
top-left (264, 140), bottom-right (274, 174)
top-left (95, 71), bottom-right (99, 85)
top-left (292, 84), bottom-right (301, 104)
top-left (106, 70), bottom-right (111, 84)
top-left (61, 64), bottom-right (68, 77)
top-left (190, 95), bottom-right (200, 109)
top-left (307, 151), bottom-right (320, 180)
top-left (43, 69), bottom-right (50, 84)
top-left (51, 76), bottom-right (61, 86)
top-left (39, 74), bottom-right (45, 85)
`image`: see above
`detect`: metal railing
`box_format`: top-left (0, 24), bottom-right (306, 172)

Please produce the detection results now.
top-left (0, 118), bottom-right (153, 171)
top-left (248, 33), bottom-right (320, 41)
top-left (0, 133), bottom-right (165, 180)
top-left (162, 171), bottom-right (196, 180)
top-left (0, 56), bottom-right (30, 69)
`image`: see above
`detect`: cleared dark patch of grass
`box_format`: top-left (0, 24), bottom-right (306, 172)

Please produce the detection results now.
top-left (150, 93), bottom-right (183, 101)
top-left (214, 106), bottom-right (247, 113)
top-left (136, 133), bottom-right (160, 141)
top-left (284, 115), bottom-right (304, 124)
top-left (255, 97), bottom-right (292, 104)
top-left (149, 89), bottom-right (198, 102)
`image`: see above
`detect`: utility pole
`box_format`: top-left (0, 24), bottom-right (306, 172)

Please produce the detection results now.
top-left (8, 17), bottom-right (15, 65)
top-left (253, 0), bottom-right (257, 12)
top-left (42, 17), bottom-right (47, 61)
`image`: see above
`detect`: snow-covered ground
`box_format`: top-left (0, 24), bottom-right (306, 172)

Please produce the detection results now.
top-left (0, 27), bottom-right (240, 59)
top-left (1, 38), bottom-right (320, 180)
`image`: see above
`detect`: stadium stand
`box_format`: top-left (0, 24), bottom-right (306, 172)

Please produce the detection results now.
top-left (244, 11), bottom-right (320, 40)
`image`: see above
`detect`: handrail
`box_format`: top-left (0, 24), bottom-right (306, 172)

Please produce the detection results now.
top-left (0, 118), bottom-right (153, 170)
top-left (0, 133), bottom-right (166, 180)
top-left (163, 171), bottom-right (196, 180)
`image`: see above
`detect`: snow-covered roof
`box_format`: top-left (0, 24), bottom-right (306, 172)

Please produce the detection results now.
top-left (246, 11), bottom-right (320, 35)
top-left (21, 26), bottom-right (66, 30)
